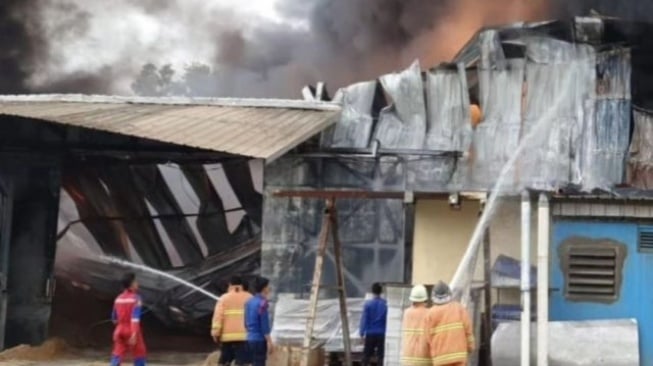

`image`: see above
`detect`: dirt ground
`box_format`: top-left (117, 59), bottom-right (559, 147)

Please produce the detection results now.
top-left (0, 339), bottom-right (218, 365)
top-left (1, 283), bottom-right (319, 365)
top-left (0, 282), bottom-right (219, 365)
top-left (0, 338), bottom-right (218, 366)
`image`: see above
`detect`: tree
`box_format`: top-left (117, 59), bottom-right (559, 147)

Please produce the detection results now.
top-left (131, 63), bottom-right (179, 96)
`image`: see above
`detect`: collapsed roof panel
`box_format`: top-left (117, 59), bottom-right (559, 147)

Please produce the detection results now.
top-left (297, 15), bottom-right (647, 194)
top-left (322, 81), bottom-right (378, 149)
top-left (470, 29), bottom-right (525, 190)
top-left (56, 160), bottom-right (263, 331)
top-left (374, 61), bottom-right (427, 150)
top-left (425, 64), bottom-right (473, 152)
top-left (521, 39), bottom-right (596, 191)
top-left (581, 48), bottom-right (632, 189)
top-left (627, 108), bottom-right (653, 189)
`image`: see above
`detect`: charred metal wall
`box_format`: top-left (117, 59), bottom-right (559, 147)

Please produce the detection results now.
top-left (0, 156), bottom-right (61, 348)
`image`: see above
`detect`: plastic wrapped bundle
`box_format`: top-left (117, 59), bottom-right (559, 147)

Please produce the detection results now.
top-left (374, 61), bottom-right (427, 150)
top-left (271, 295), bottom-right (365, 352)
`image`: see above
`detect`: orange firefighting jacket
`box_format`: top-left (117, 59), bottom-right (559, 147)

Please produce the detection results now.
top-left (400, 305), bottom-right (430, 365)
top-left (211, 285), bottom-right (252, 342)
top-left (425, 301), bottom-right (475, 366)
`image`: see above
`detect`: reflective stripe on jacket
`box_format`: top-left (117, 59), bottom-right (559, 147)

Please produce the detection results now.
top-left (400, 306), bottom-right (430, 365)
top-left (211, 285), bottom-right (252, 342)
top-left (425, 301), bottom-right (474, 366)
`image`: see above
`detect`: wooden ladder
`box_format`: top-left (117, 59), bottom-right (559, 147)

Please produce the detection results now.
top-left (301, 198), bottom-right (352, 366)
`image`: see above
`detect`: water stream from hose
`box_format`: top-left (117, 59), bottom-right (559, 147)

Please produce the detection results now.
top-left (101, 255), bottom-right (220, 301)
top-left (450, 51), bottom-right (586, 305)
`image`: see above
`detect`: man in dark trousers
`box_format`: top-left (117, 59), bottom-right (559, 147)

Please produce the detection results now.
top-left (360, 282), bottom-right (387, 366)
top-left (244, 276), bottom-right (274, 366)
top-left (211, 275), bottom-right (252, 366)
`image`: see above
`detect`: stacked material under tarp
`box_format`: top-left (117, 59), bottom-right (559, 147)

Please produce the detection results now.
top-left (490, 255), bottom-right (536, 289)
top-left (520, 38), bottom-right (596, 191)
top-left (492, 319), bottom-right (639, 365)
top-left (470, 30), bottom-right (525, 191)
top-left (270, 295), bottom-right (365, 352)
top-left (628, 108), bottom-right (653, 189)
top-left (490, 256), bottom-right (536, 329)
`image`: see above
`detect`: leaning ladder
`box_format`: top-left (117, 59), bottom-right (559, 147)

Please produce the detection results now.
top-left (301, 198), bottom-right (352, 366)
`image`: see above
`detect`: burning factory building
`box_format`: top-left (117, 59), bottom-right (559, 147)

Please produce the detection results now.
top-left (262, 15), bottom-right (653, 365)
top-left (0, 6), bottom-right (653, 366)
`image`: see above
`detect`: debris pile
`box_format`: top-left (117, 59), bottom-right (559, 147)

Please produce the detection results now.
top-left (0, 338), bottom-right (71, 362)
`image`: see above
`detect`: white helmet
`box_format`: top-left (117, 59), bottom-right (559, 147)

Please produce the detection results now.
top-left (409, 284), bottom-right (428, 303)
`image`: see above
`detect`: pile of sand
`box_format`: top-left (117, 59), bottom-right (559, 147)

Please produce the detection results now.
top-left (0, 338), bottom-right (72, 362)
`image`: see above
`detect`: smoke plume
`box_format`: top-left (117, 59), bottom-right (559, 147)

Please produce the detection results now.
top-left (0, 0), bottom-right (649, 97)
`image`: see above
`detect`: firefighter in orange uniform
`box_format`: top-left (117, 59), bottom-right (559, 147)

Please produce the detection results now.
top-left (425, 281), bottom-right (474, 366)
top-left (400, 285), bottom-right (431, 365)
top-left (211, 275), bottom-right (253, 366)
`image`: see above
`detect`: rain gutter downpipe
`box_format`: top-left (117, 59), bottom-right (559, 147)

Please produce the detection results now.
top-left (521, 191), bottom-right (531, 366)
top-left (537, 193), bottom-right (550, 366)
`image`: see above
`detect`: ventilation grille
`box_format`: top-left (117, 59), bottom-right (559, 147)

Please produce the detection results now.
top-left (639, 226), bottom-right (653, 252)
top-left (566, 247), bottom-right (617, 299)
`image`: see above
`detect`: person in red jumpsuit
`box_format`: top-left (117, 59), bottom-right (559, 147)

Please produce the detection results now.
top-left (110, 272), bottom-right (147, 366)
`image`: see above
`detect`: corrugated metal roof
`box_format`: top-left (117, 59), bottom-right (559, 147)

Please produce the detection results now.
top-left (0, 94), bottom-right (341, 162)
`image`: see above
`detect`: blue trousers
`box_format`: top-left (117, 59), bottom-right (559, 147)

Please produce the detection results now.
top-left (110, 355), bottom-right (146, 366)
top-left (248, 341), bottom-right (267, 366)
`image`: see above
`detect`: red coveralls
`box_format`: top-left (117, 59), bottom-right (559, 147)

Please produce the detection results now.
top-left (111, 289), bottom-right (146, 366)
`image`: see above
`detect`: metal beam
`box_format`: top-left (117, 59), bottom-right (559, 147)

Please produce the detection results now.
top-left (271, 189), bottom-right (488, 201)
top-left (272, 190), bottom-right (445, 200)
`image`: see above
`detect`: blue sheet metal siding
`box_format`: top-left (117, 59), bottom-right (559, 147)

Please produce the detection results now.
top-left (551, 220), bottom-right (652, 364)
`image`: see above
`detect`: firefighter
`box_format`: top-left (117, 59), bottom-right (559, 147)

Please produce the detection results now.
top-left (425, 281), bottom-right (474, 366)
top-left (211, 275), bottom-right (253, 366)
top-left (245, 276), bottom-right (273, 366)
top-left (110, 272), bottom-right (147, 366)
top-left (360, 282), bottom-right (387, 366)
top-left (400, 284), bottom-right (430, 365)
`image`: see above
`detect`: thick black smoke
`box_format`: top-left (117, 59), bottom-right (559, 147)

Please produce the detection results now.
top-left (0, 0), bottom-right (44, 93)
top-left (555, 0), bottom-right (653, 21)
top-left (2, 0), bottom-right (653, 96)
top-left (0, 1), bottom-right (115, 94)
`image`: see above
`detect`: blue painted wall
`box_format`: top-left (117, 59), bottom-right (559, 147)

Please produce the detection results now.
top-left (551, 220), bottom-right (653, 364)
